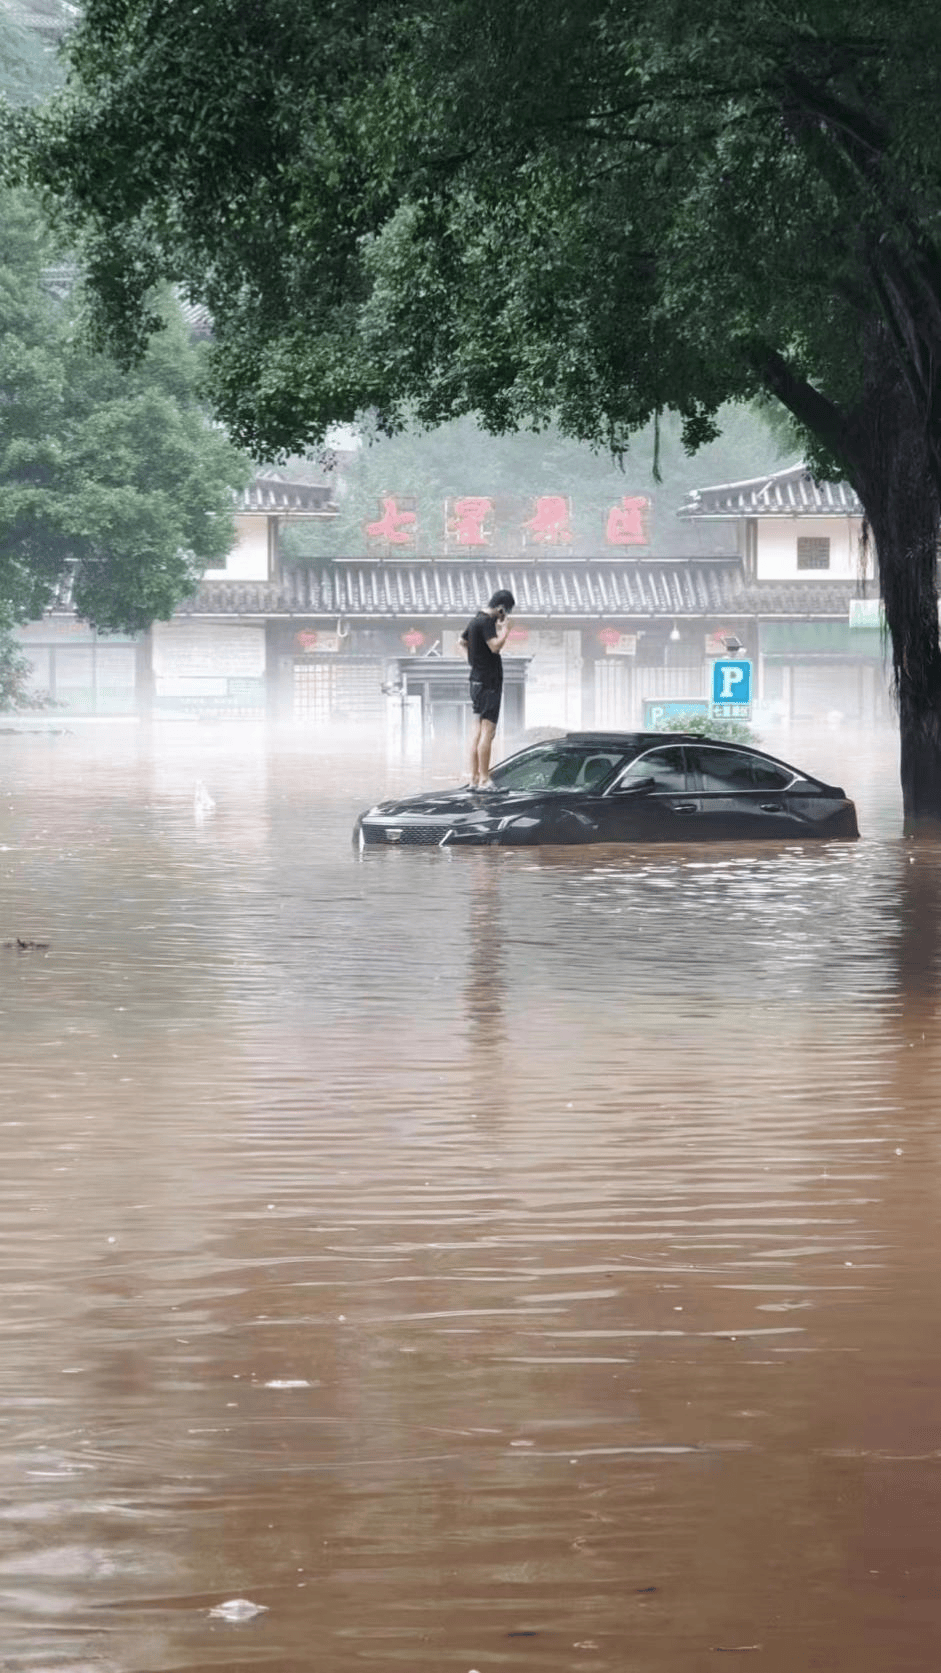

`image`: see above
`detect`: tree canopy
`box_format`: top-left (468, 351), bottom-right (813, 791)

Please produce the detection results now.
top-left (0, 189), bottom-right (249, 633)
top-left (12, 0), bottom-right (941, 812)
top-left (11, 0), bottom-right (939, 468)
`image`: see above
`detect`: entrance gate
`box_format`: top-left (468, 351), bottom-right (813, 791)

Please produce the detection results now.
top-left (292, 659), bottom-right (384, 724)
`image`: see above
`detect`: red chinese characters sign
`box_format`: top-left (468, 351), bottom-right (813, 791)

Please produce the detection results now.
top-left (365, 492), bottom-right (652, 553)
top-left (522, 495), bottom-right (573, 546)
top-left (365, 495), bottom-right (418, 546)
top-left (446, 496), bottom-right (494, 547)
top-left (605, 495), bottom-right (650, 546)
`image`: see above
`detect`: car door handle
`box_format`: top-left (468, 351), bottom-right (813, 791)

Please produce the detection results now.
top-left (759, 801), bottom-right (784, 812)
top-left (672, 802), bottom-right (698, 814)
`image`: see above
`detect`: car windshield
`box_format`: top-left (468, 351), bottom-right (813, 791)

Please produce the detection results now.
top-left (491, 745), bottom-right (628, 792)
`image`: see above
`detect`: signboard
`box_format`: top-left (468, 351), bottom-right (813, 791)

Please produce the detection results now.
top-left (603, 633), bottom-right (638, 657)
top-left (705, 628), bottom-right (739, 658)
top-left (849, 598), bottom-right (885, 630)
top-left (605, 496), bottom-right (650, 546)
top-left (295, 631), bottom-right (339, 654)
top-left (445, 496), bottom-right (494, 548)
top-left (365, 494), bottom-right (418, 547)
top-left (434, 492), bottom-right (649, 554)
top-left (153, 623), bottom-right (265, 678)
top-left (521, 494), bottom-right (573, 548)
top-left (712, 659), bottom-right (752, 706)
top-left (643, 699), bottom-right (710, 729)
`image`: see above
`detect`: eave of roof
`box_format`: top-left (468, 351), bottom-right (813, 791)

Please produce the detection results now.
top-left (236, 476), bottom-right (337, 516)
top-left (680, 461), bottom-right (864, 519)
top-left (177, 561), bottom-right (862, 621)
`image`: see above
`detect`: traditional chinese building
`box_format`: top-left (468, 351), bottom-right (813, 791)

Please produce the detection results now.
top-left (14, 472), bottom-right (336, 719)
top-left (13, 459), bottom-right (892, 732)
top-left (170, 476), bottom-right (752, 734)
top-left (677, 461), bottom-right (890, 725)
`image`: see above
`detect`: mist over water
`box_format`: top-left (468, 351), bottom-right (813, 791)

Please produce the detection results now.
top-left (2, 720), bottom-right (940, 1672)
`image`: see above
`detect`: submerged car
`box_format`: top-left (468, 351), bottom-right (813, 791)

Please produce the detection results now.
top-left (354, 732), bottom-right (859, 849)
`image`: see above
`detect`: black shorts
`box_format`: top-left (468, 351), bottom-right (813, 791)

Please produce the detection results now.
top-left (469, 678), bottom-right (502, 724)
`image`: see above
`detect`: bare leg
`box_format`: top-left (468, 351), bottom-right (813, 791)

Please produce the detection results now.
top-left (467, 716), bottom-right (483, 784)
top-left (477, 718), bottom-right (498, 784)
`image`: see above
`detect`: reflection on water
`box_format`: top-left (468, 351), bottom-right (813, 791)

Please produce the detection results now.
top-left (1, 722), bottom-right (940, 1670)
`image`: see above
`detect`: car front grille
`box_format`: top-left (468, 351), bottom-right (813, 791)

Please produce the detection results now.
top-left (368, 822), bottom-right (446, 847)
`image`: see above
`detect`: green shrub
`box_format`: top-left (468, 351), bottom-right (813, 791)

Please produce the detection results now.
top-left (0, 624), bottom-right (57, 711)
top-left (659, 711), bottom-right (760, 746)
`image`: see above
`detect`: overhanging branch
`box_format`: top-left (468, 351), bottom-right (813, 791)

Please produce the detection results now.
top-left (754, 346), bottom-right (852, 469)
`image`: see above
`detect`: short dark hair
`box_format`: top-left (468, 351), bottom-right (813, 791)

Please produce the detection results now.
top-left (488, 589), bottom-right (515, 611)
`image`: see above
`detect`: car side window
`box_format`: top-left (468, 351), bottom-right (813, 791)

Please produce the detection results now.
top-left (575, 753), bottom-right (623, 788)
top-left (749, 759), bottom-right (794, 790)
top-left (615, 746), bottom-right (688, 791)
top-left (495, 747), bottom-right (568, 790)
top-left (687, 746), bottom-right (792, 792)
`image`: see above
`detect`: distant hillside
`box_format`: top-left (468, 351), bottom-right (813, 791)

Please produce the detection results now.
top-left (0, 0), bottom-right (70, 103)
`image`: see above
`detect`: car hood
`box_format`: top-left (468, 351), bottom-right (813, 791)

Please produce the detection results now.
top-left (363, 786), bottom-right (540, 817)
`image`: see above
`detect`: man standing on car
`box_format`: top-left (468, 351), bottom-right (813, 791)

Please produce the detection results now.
top-left (458, 589), bottom-right (516, 789)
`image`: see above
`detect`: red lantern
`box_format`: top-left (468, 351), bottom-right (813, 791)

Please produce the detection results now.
top-left (507, 625), bottom-right (529, 644)
top-left (598, 627), bottom-right (622, 647)
top-left (401, 628), bottom-right (425, 652)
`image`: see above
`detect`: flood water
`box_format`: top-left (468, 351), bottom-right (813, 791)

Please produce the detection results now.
top-left (1, 720), bottom-right (940, 1672)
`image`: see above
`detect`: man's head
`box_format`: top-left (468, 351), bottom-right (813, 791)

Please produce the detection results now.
top-left (488, 589), bottom-right (515, 619)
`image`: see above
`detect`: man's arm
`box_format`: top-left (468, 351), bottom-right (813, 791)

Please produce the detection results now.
top-left (487, 616), bottom-right (512, 652)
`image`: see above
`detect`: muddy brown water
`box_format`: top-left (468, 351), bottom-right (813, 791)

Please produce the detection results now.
top-left (1, 722), bottom-right (939, 1672)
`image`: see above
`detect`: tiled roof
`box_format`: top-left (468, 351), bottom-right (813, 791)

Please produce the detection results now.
top-left (737, 579), bottom-right (858, 615)
top-left (236, 476), bottom-right (337, 515)
top-left (2, 0), bottom-right (73, 34)
top-left (680, 461), bottom-right (864, 519)
top-left (40, 263), bottom-right (78, 300)
top-left (326, 559), bottom-right (743, 616)
top-left (178, 297), bottom-right (213, 338)
top-left (177, 560), bottom-right (861, 620)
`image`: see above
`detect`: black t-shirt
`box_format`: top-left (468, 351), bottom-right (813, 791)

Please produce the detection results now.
top-left (464, 611), bottom-right (503, 686)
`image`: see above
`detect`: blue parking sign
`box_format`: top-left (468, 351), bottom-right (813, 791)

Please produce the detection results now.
top-left (712, 659), bottom-right (752, 706)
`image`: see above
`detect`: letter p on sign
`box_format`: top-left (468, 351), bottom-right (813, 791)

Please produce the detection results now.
top-left (712, 660), bottom-right (752, 705)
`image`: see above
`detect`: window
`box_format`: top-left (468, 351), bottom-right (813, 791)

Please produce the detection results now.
top-left (797, 536), bottom-right (830, 570)
top-left (493, 746), bottom-right (628, 792)
top-left (615, 747), bottom-right (688, 791)
top-left (687, 746), bottom-right (792, 792)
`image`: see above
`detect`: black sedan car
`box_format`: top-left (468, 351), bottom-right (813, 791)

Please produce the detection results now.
top-left (354, 732), bottom-right (859, 849)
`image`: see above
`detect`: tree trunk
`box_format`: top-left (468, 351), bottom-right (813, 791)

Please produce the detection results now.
top-left (766, 334), bottom-right (941, 830)
top-left (855, 415), bottom-right (941, 830)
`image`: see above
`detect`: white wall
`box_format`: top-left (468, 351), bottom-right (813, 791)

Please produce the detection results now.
top-left (756, 515), bottom-right (865, 581)
top-left (203, 514), bottom-right (270, 581)
top-left (152, 622), bottom-right (266, 704)
top-left (523, 630), bottom-right (583, 729)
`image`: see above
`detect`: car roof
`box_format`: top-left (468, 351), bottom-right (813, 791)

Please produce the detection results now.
top-left (502, 732), bottom-right (838, 792)
top-left (534, 729), bottom-right (827, 773)
top-left (549, 731), bottom-right (696, 748)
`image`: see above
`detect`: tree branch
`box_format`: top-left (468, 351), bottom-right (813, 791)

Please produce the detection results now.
top-left (754, 345), bottom-right (853, 469)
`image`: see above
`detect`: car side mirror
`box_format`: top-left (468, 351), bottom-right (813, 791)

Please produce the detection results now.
top-left (613, 776), bottom-right (657, 795)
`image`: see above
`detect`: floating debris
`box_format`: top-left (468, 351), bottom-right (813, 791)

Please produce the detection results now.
top-left (194, 780), bottom-right (216, 818)
top-left (2, 937), bottom-right (49, 952)
top-left (208, 1598), bottom-right (268, 1621)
